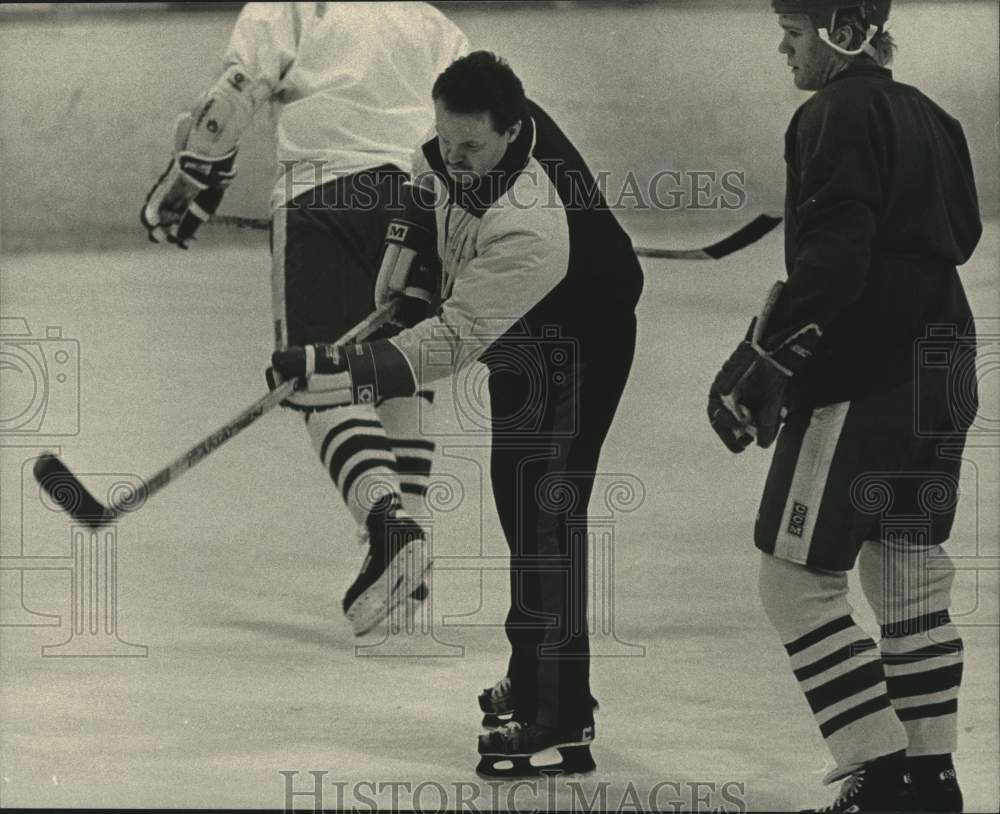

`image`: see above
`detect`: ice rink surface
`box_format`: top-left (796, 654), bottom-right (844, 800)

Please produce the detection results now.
top-left (1, 219), bottom-right (997, 811)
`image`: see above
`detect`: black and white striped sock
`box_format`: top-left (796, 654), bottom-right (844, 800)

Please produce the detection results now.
top-left (880, 609), bottom-right (964, 755)
top-left (390, 436), bottom-right (435, 511)
top-left (305, 406), bottom-right (402, 526)
top-left (785, 614), bottom-right (908, 767)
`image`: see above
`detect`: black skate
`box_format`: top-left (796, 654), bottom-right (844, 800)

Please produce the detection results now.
top-left (479, 676), bottom-right (515, 729)
top-left (902, 767), bottom-right (963, 813)
top-left (342, 495), bottom-right (431, 637)
top-left (476, 720), bottom-right (596, 779)
top-left (802, 750), bottom-right (908, 813)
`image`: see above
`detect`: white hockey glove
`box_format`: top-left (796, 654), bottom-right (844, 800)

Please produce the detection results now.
top-left (141, 113), bottom-right (237, 249)
top-left (266, 340), bottom-right (418, 412)
top-left (141, 65), bottom-right (269, 249)
top-left (708, 281), bottom-right (821, 452)
top-left (374, 182), bottom-right (441, 331)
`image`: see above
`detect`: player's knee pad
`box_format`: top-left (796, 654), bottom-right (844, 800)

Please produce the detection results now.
top-left (757, 552), bottom-right (851, 642)
top-left (858, 540), bottom-right (956, 626)
top-left (179, 64), bottom-right (270, 158)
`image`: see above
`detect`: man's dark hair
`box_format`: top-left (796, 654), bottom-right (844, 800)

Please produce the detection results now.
top-left (432, 50), bottom-right (528, 134)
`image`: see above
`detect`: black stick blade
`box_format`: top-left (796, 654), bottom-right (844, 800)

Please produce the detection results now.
top-left (702, 214), bottom-right (783, 259)
top-left (33, 453), bottom-right (115, 528)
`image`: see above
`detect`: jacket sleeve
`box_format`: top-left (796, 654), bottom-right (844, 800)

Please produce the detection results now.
top-left (389, 192), bottom-right (570, 387)
top-left (765, 92), bottom-right (883, 344)
top-left (223, 1), bottom-right (298, 89)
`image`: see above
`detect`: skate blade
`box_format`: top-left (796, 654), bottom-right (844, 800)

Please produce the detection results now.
top-left (475, 746), bottom-right (595, 779)
top-left (346, 538), bottom-right (432, 637)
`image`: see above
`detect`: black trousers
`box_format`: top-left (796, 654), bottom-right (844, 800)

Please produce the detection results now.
top-left (486, 316), bottom-right (637, 730)
top-left (271, 165), bottom-right (407, 348)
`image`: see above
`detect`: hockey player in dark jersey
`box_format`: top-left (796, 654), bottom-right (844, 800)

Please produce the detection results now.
top-left (269, 51), bottom-right (642, 777)
top-left (708, 2), bottom-right (981, 811)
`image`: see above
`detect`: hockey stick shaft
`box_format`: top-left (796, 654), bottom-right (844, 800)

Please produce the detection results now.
top-left (34, 301), bottom-right (397, 527)
top-left (213, 212), bottom-right (781, 261)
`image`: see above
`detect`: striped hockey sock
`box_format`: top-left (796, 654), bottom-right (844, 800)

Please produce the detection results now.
top-left (390, 436), bottom-right (435, 509)
top-left (858, 541), bottom-right (963, 757)
top-left (305, 405), bottom-right (402, 527)
top-left (784, 615), bottom-right (908, 768)
top-left (880, 610), bottom-right (963, 755)
top-left (375, 392), bottom-right (436, 518)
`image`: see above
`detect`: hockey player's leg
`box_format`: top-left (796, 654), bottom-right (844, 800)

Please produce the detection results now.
top-left (758, 553), bottom-right (910, 811)
top-left (859, 541), bottom-right (964, 813)
top-left (475, 329), bottom-right (628, 778)
top-left (275, 173), bottom-right (428, 636)
top-left (304, 408), bottom-right (430, 636)
top-left (374, 394), bottom-right (436, 519)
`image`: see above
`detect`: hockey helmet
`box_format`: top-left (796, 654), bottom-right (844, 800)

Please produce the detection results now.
top-left (772, 1), bottom-right (891, 57)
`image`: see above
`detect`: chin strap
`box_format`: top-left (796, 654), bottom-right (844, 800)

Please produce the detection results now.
top-left (817, 10), bottom-right (889, 58)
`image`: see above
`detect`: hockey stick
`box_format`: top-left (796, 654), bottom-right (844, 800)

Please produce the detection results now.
top-left (632, 213), bottom-right (783, 260)
top-left (33, 301), bottom-right (397, 529)
top-left (213, 212), bottom-right (782, 261)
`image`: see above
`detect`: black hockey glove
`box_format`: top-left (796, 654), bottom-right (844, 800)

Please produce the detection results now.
top-left (266, 339), bottom-right (417, 412)
top-left (709, 320), bottom-right (787, 452)
top-left (708, 282), bottom-right (821, 453)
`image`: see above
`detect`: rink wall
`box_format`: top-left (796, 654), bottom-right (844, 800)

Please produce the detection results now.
top-left (1, 0), bottom-right (997, 252)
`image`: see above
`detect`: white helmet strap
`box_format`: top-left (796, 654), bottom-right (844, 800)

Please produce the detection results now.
top-left (817, 9), bottom-right (886, 58)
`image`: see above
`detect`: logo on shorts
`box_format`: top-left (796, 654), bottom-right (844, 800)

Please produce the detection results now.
top-left (787, 501), bottom-right (808, 537)
top-left (356, 384), bottom-right (375, 404)
top-left (387, 222), bottom-right (410, 242)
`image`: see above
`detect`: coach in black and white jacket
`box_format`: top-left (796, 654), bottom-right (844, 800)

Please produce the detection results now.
top-left (271, 51), bottom-right (641, 774)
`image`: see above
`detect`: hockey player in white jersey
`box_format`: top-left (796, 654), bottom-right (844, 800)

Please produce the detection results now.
top-left (141, 2), bottom-right (468, 635)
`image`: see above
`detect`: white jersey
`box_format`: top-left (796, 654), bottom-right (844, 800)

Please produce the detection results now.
top-left (223, 2), bottom-right (468, 209)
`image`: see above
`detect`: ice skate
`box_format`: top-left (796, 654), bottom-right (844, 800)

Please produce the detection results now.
top-left (478, 676), bottom-right (515, 729)
top-left (476, 720), bottom-right (596, 778)
top-left (342, 495), bottom-right (431, 636)
top-left (902, 766), bottom-right (964, 813)
top-left (802, 751), bottom-right (908, 813)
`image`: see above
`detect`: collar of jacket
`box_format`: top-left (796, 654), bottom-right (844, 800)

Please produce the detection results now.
top-left (422, 115), bottom-right (537, 218)
top-left (828, 62), bottom-right (892, 86)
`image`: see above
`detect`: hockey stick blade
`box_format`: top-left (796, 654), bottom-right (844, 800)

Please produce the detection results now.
top-left (32, 303), bottom-right (396, 529)
top-left (34, 452), bottom-right (118, 528)
top-left (213, 213), bottom-right (782, 261)
top-left (636, 214), bottom-right (783, 260)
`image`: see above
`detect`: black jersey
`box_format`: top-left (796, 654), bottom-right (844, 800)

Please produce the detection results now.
top-left (767, 63), bottom-right (982, 407)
